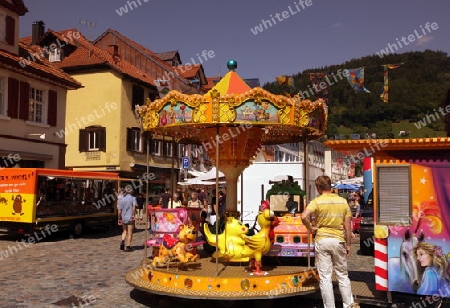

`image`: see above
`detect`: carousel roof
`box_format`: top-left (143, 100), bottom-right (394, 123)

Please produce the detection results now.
top-left (137, 61), bottom-right (328, 168)
top-left (137, 60), bottom-right (328, 146)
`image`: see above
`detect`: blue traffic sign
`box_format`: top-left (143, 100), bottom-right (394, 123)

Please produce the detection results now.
top-left (182, 157), bottom-right (190, 169)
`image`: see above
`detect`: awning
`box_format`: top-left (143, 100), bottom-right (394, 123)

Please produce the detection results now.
top-left (0, 150), bottom-right (53, 160)
top-left (129, 163), bottom-right (175, 172)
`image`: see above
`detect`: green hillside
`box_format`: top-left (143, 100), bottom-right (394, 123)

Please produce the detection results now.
top-left (264, 50), bottom-right (450, 138)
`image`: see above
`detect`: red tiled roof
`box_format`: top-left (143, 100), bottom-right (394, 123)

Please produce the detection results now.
top-left (174, 64), bottom-right (201, 79)
top-left (203, 76), bottom-right (221, 91)
top-left (0, 43), bottom-right (81, 89)
top-left (93, 29), bottom-right (187, 83)
top-left (22, 29), bottom-right (156, 88)
top-left (21, 29), bottom-right (78, 48)
top-left (156, 50), bottom-right (180, 62)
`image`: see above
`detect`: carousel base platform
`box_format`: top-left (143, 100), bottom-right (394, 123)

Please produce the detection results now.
top-left (125, 255), bottom-right (319, 300)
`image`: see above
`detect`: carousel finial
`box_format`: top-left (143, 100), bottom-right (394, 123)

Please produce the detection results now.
top-left (227, 60), bottom-right (237, 71)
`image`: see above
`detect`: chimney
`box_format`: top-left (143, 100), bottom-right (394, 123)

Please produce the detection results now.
top-left (31, 21), bottom-right (45, 45)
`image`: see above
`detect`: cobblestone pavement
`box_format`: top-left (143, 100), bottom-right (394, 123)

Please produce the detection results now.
top-left (0, 224), bottom-right (419, 308)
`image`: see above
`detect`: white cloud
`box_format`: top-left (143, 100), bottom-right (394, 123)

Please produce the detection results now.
top-left (415, 35), bottom-right (434, 46)
top-left (332, 22), bottom-right (343, 28)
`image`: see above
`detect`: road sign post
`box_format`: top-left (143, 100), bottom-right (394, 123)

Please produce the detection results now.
top-left (182, 157), bottom-right (190, 169)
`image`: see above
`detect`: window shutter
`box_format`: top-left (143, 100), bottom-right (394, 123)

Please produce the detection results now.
top-left (150, 139), bottom-right (157, 154)
top-left (79, 129), bottom-right (88, 152)
top-left (163, 141), bottom-right (168, 156)
top-left (5, 15), bottom-right (15, 45)
top-left (7, 77), bottom-right (19, 118)
top-left (99, 127), bottom-right (106, 152)
top-left (126, 127), bottom-right (133, 151)
top-left (18, 81), bottom-right (29, 120)
top-left (377, 165), bottom-right (411, 224)
top-left (132, 85), bottom-right (144, 109)
top-left (48, 90), bottom-right (57, 126)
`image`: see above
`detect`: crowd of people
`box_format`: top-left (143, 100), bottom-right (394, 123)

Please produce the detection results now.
top-left (156, 187), bottom-right (227, 223)
top-left (116, 185), bottom-right (226, 252)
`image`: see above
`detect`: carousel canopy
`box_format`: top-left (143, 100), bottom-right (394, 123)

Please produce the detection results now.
top-left (137, 61), bottom-right (328, 168)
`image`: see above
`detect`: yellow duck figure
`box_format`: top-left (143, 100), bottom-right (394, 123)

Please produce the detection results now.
top-left (203, 201), bottom-right (279, 275)
top-left (203, 216), bottom-right (250, 262)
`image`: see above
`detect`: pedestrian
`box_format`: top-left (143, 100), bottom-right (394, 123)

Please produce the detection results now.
top-left (160, 188), bottom-right (171, 209)
top-left (218, 190), bottom-right (226, 215)
top-left (188, 191), bottom-right (203, 209)
top-left (169, 193), bottom-right (182, 209)
top-left (301, 175), bottom-right (357, 308)
top-left (118, 187), bottom-right (137, 252)
top-left (135, 193), bottom-right (145, 223)
top-left (197, 188), bottom-right (207, 208)
top-left (176, 187), bottom-right (185, 204)
top-left (210, 190), bottom-right (226, 225)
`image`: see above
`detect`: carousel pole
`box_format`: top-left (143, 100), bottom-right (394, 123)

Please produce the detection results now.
top-left (144, 132), bottom-right (150, 262)
top-left (170, 136), bottom-right (175, 200)
top-left (215, 125), bottom-right (220, 275)
top-left (240, 172), bottom-right (243, 222)
top-left (303, 134), bottom-right (312, 268)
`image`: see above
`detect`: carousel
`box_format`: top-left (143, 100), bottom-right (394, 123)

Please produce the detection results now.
top-left (126, 61), bottom-right (328, 300)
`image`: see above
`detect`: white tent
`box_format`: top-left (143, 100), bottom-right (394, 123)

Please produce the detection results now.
top-left (179, 167), bottom-right (226, 186)
top-left (336, 176), bottom-right (363, 185)
top-left (187, 167), bottom-right (224, 181)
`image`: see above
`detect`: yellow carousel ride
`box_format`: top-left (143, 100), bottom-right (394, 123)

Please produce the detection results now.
top-left (126, 61), bottom-right (328, 300)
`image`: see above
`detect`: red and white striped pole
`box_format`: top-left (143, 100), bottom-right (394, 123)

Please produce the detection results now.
top-left (364, 157), bottom-right (388, 290)
top-left (374, 236), bottom-right (388, 290)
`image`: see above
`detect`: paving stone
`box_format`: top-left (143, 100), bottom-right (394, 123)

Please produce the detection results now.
top-left (0, 226), bottom-right (388, 307)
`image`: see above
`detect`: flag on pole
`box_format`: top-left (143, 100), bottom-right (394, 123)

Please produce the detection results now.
top-left (276, 75), bottom-right (295, 97)
top-left (380, 64), bottom-right (401, 103)
top-left (345, 68), bottom-right (370, 93)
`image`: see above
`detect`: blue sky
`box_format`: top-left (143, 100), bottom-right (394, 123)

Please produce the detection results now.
top-left (19, 0), bottom-right (450, 85)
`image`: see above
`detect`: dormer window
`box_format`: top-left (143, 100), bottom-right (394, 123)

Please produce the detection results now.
top-left (48, 44), bottom-right (61, 62)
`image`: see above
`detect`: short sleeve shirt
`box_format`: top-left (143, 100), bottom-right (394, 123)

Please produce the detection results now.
top-left (118, 194), bottom-right (137, 223)
top-left (188, 199), bottom-right (201, 208)
top-left (306, 193), bottom-right (351, 242)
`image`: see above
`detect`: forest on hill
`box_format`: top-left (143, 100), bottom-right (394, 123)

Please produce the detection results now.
top-left (263, 50), bottom-right (450, 138)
